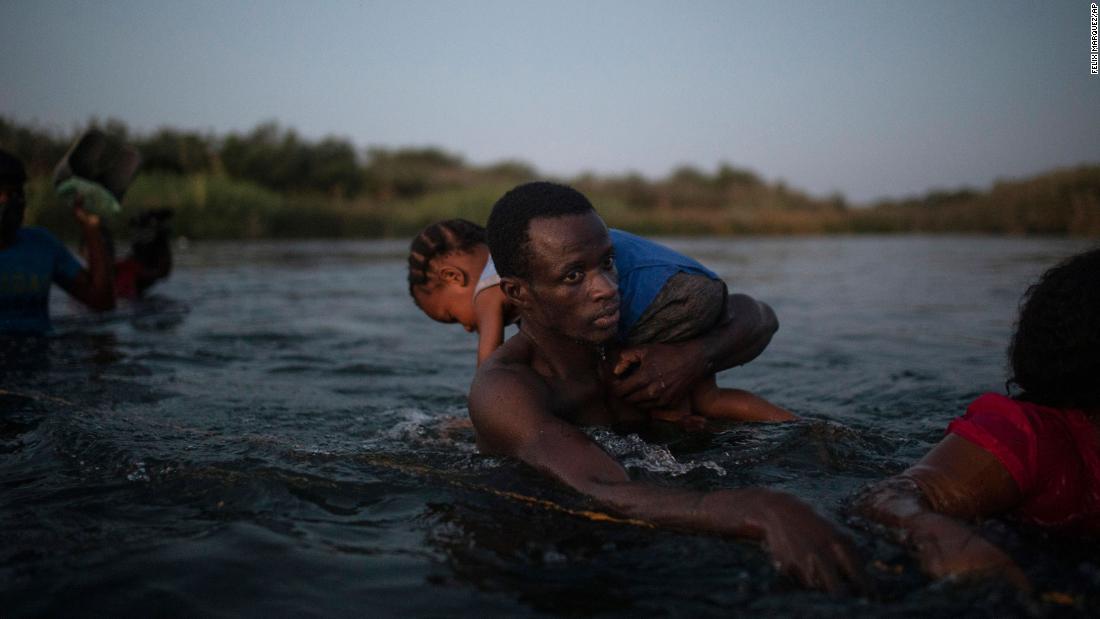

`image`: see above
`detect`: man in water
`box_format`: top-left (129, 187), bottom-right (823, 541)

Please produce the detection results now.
top-left (467, 182), bottom-right (867, 592)
top-left (0, 148), bottom-right (114, 334)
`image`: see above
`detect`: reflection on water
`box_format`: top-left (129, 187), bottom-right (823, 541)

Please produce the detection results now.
top-left (2, 236), bottom-right (1097, 617)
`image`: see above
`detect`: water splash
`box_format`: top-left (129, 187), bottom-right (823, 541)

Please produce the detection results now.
top-left (588, 429), bottom-right (727, 477)
top-left (126, 460), bottom-right (150, 482)
top-left (373, 407), bottom-right (477, 454)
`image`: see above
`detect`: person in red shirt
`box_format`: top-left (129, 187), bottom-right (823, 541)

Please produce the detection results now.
top-left (113, 208), bottom-right (173, 299)
top-left (857, 247), bottom-right (1100, 590)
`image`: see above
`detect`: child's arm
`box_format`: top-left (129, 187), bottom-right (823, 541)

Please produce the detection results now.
top-left (474, 286), bottom-right (508, 366)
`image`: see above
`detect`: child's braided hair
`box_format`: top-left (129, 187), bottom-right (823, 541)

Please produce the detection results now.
top-left (407, 219), bottom-right (486, 301)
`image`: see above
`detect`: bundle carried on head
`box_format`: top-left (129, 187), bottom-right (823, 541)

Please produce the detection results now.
top-left (53, 129), bottom-right (142, 217)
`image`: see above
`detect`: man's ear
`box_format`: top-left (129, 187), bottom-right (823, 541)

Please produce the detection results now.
top-left (438, 265), bottom-right (469, 287)
top-left (499, 276), bottom-right (531, 309)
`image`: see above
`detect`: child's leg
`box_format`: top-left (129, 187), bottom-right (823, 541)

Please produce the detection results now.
top-left (691, 375), bottom-right (797, 422)
top-left (648, 397), bottom-right (692, 423)
top-left (647, 398), bottom-right (709, 431)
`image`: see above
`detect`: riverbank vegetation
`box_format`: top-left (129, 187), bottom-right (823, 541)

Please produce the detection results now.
top-left (4, 116), bottom-right (1098, 240)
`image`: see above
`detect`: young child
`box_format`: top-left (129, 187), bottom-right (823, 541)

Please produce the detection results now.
top-left (408, 218), bottom-right (794, 425)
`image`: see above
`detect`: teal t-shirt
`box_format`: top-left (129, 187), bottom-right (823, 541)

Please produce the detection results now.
top-left (0, 226), bottom-right (83, 334)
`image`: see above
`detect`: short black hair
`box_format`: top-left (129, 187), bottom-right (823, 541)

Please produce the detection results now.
top-left (407, 218), bottom-right (486, 299)
top-left (1008, 247), bottom-right (1100, 410)
top-left (486, 182), bottom-right (595, 280)
top-left (0, 148), bottom-right (27, 186)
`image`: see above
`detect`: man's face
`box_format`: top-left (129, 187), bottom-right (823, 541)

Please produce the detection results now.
top-left (0, 183), bottom-right (25, 241)
top-left (518, 211), bottom-right (620, 344)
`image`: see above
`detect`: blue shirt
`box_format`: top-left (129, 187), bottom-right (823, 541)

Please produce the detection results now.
top-left (610, 229), bottom-right (718, 337)
top-left (0, 226), bottom-right (83, 334)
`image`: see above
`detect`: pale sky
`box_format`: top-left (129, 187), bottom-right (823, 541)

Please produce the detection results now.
top-left (2, 0), bottom-right (1098, 203)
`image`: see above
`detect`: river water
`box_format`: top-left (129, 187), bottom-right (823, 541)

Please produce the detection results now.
top-left (2, 236), bottom-right (1097, 617)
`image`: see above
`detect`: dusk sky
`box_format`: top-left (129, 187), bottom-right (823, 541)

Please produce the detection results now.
top-left (2, 0), bottom-right (1098, 203)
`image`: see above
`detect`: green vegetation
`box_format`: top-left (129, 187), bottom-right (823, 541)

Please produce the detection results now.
top-left (850, 167), bottom-right (1100, 235)
top-left (3, 116), bottom-right (1098, 240)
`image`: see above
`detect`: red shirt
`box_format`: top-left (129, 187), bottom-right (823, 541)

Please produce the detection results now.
top-left (114, 257), bottom-right (140, 299)
top-left (948, 393), bottom-right (1100, 532)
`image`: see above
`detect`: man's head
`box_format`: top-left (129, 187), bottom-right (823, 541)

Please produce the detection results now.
top-left (487, 182), bottom-right (596, 280)
top-left (0, 149), bottom-right (28, 244)
top-left (487, 182), bottom-right (620, 344)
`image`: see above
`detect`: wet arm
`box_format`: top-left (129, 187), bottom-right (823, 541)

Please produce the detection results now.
top-left (474, 288), bottom-right (506, 366)
top-left (469, 367), bottom-right (866, 592)
top-left (58, 207), bottom-right (115, 311)
top-left (856, 434), bottom-right (1029, 588)
top-left (699, 293), bottom-right (779, 371)
top-left (612, 294), bottom-right (778, 408)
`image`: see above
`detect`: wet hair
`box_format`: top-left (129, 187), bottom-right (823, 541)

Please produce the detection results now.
top-left (0, 148), bottom-right (27, 186)
top-left (130, 208), bottom-right (174, 264)
top-left (1008, 247), bottom-right (1100, 410)
top-left (486, 182), bottom-right (594, 279)
top-left (407, 218), bottom-right (486, 300)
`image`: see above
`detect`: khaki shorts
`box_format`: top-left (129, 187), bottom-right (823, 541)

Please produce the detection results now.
top-left (623, 272), bottom-right (728, 346)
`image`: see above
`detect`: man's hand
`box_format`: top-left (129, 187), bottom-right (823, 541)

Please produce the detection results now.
top-left (743, 490), bottom-right (870, 593)
top-left (609, 340), bottom-right (708, 409)
top-left (72, 201), bottom-right (101, 228)
top-left (472, 351), bottom-right (867, 594)
top-left (608, 294), bottom-right (779, 409)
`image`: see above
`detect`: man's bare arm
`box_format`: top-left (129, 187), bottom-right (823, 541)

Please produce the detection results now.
top-left (611, 293), bottom-right (778, 408)
top-left (469, 364), bottom-right (866, 593)
top-left (855, 434), bottom-right (1029, 589)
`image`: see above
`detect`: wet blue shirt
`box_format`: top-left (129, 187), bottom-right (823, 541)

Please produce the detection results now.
top-left (0, 226), bottom-right (82, 334)
top-left (609, 229), bottom-right (718, 338)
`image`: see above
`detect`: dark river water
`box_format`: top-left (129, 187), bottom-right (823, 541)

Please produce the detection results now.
top-left (2, 236), bottom-right (1098, 617)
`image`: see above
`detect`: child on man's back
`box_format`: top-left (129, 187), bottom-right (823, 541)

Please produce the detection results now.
top-left (407, 218), bottom-right (794, 425)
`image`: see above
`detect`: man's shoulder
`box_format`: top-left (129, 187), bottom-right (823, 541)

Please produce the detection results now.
top-left (470, 340), bottom-right (551, 409)
top-left (467, 340), bottom-right (556, 455)
top-left (3, 227), bottom-right (70, 264)
top-left (472, 350), bottom-right (546, 398)
top-left (18, 226), bottom-right (64, 245)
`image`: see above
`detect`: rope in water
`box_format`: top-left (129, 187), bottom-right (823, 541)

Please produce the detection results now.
top-left (357, 454), bottom-right (655, 529)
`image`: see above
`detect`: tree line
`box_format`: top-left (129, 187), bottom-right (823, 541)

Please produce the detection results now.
top-left (2, 116), bottom-right (1097, 239)
top-left (0, 116), bottom-right (535, 201)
